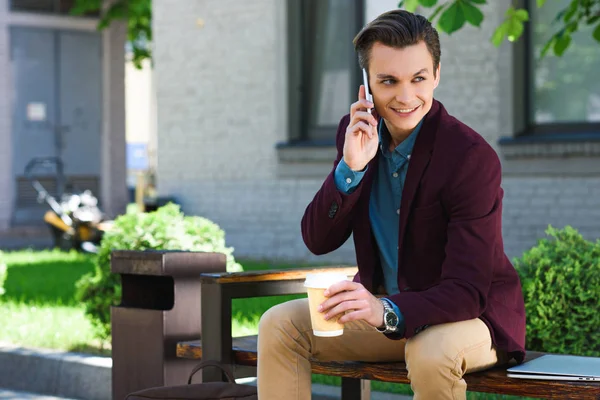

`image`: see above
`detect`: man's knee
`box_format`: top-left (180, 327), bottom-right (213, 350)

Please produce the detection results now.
top-left (258, 298), bottom-right (311, 343)
top-left (258, 302), bottom-right (285, 333)
top-left (405, 328), bottom-right (459, 378)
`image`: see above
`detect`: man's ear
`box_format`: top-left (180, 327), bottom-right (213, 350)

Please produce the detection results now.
top-left (433, 63), bottom-right (441, 89)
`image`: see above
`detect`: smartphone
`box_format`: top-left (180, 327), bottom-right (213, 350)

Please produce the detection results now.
top-left (362, 68), bottom-right (373, 114)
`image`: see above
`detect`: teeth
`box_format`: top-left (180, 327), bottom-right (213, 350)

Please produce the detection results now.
top-left (393, 106), bottom-right (419, 113)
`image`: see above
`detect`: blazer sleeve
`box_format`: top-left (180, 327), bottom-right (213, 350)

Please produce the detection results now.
top-left (301, 114), bottom-right (365, 255)
top-left (389, 142), bottom-right (503, 338)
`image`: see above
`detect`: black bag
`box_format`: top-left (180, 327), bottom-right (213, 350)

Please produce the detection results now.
top-left (126, 360), bottom-right (258, 400)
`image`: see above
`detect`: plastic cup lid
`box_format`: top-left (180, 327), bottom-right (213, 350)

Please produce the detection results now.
top-left (304, 272), bottom-right (349, 289)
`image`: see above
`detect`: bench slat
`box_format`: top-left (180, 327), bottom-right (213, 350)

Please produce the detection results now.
top-left (198, 266), bottom-right (358, 284)
top-left (177, 337), bottom-right (600, 399)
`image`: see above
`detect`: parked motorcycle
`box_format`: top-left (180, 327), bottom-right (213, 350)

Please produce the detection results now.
top-left (24, 157), bottom-right (113, 253)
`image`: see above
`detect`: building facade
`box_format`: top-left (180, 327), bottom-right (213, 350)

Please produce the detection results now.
top-left (0, 0), bottom-right (128, 234)
top-left (153, 0), bottom-right (600, 264)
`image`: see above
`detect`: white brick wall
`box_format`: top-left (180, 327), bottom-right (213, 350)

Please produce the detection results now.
top-left (502, 177), bottom-right (600, 259)
top-left (154, 0), bottom-right (600, 264)
top-left (431, 1), bottom-right (507, 150)
top-left (154, 0), bottom-right (284, 183)
top-left (158, 178), bottom-right (357, 263)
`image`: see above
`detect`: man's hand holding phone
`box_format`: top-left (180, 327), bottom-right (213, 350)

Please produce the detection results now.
top-left (343, 70), bottom-right (379, 172)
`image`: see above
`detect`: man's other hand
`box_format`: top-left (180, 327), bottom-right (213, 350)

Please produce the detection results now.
top-left (318, 281), bottom-right (384, 328)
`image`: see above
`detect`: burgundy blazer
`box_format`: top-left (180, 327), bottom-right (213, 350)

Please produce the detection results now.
top-left (301, 100), bottom-right (526, 362)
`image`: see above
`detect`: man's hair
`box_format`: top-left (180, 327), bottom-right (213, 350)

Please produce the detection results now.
top-left (353, 10), bottom-right (441, 77)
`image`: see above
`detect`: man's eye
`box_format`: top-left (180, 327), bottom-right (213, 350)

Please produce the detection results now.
top-left (413, 77), bottom-right (425, 82)
top-left (381, 79), bottom-right (395, 85)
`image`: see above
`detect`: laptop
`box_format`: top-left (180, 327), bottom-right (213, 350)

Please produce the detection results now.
top-left (507, 354), bottom-right (600, 381)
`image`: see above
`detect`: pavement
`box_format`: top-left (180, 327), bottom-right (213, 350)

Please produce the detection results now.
top-left (0, 390), bottom-right (76, 400)
top-left (0, 343), bottom-right (411, 400)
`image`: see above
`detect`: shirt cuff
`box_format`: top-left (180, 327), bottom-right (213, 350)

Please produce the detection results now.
top-left (334, 159), bottom-right (367, 194)
top-left (384, 298), bottom-right (406, 337)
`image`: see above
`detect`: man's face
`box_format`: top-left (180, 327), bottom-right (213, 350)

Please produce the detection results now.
top-left (368, 41), bottom-right (440, 136)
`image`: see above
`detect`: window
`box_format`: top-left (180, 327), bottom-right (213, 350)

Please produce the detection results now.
top-left (526, 0), bottom-right (600, 135)
top-left (288, 0), bottom-right (364, 143)
top-left (10, 0), bottom-right (98, 16)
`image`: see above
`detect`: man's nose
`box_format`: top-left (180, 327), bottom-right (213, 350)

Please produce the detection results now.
top-left (395, 85), bottom-right (414, 104)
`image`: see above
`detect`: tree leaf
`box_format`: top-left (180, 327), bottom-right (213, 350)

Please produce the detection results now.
top-left (593, 23), bottom-right (600, 42)
top-left (428, 4), bottom-right (447, 21)
top-left (563, 1), bottom-right (578, 22)
top-left (468, 0), bottom-right (487, 4)
top-left (491, 23), bottom-right (508, 47)
top-left (506, 16), bottom-right (524, 42)
top-left (553, 32), bottom-right (571, 56)
top-left (536, 0), bottom-right (547, 7)
top-left (515, 9), bottom-right (529, 22)
top-left (419, 0), bottom-right (438, 7)
top-left (438, 1), bottom-right (466, 34)
top-left (398, 1), bottom-right (404, 7)
top-left (460, 1), bottom-right (484, 27)
top-left (403, 0), bottom-right (420, 12)
top-left (505, 5), bottom-right (515, 18)
top-left (70, 0), bottom-right (102, 15)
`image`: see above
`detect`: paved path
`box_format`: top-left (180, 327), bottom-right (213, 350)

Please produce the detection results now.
top-left (0, 390), bottom-right (76, 400)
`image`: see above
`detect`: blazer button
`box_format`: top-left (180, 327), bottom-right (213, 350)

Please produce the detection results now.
top-left (415, 324), bottom-right (429, 335)
top-left (328, 202), bottom-right (339, 219)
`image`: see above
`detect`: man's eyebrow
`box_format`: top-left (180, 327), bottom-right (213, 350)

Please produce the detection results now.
top-left (375, 68), bottom-right (429, 80)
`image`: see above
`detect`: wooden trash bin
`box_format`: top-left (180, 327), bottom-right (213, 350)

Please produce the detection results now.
top-left (111, 250), bottom-right (226, 400)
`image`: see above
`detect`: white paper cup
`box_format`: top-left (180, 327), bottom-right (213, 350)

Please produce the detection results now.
top-left (304, 272), bottom-right (349, 337)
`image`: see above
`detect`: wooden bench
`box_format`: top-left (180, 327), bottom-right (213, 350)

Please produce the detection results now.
top-left (176, 267), bottom-right (600, 399)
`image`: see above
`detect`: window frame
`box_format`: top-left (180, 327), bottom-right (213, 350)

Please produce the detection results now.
top-left (518, 0), bottom-right (600, 137)
top-left (286, 0), bottom-right (365, 145)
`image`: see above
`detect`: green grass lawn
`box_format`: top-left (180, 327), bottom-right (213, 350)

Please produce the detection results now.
top-left (0, 250), bottom-right (531, 399)
top-left (0, 252), bottom-right (298, 353)
top-left (0, 250), bottom-right (106, 354)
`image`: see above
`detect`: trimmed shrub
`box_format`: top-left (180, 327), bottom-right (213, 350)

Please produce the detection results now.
top-left (0, 250), bottom-right (6, 296)
top-left (514, 225), bottom-right (600, 356)
top-left (76, 203), bottom-right (242, 340)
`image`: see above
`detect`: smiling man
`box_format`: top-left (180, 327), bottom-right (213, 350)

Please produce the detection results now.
top-left (257, 9), bottom-right (526, 400)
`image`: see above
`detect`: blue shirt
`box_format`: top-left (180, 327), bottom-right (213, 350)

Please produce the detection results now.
top-left (334, 118), bottom-right (423, 334)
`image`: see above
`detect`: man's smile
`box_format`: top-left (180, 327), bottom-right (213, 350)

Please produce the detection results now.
top-left (391, 104), bottom-right (421, 116)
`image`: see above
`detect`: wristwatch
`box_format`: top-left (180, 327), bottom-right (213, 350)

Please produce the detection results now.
top-left (376, 298), bottom-right (399, 334)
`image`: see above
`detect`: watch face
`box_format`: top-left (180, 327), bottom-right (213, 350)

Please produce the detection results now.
top-left (386, 312), bottom-right (399, 327)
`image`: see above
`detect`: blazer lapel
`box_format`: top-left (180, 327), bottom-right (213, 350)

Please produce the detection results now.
top-left (398, 100), bottom-right (442, 253)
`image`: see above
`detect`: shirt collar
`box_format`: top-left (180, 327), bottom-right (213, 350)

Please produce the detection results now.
top-left (378, 117), bottom-right (424, 159)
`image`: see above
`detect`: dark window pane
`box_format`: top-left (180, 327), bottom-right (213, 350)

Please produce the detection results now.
top-left (301, 0), bottom-right (360, 141)
top-left (308, 0), bottom-right (355, 132)
top-left (10, 0), bottom-right (54, 12)
top-left (529, 0), bottom-right (600, 124)
top-left (10, 0), bottom-right (99, 16)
